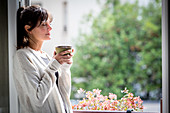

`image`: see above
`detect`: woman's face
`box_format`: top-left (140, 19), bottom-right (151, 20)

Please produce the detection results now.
top-left (29, 19), bottom-right (52, 42)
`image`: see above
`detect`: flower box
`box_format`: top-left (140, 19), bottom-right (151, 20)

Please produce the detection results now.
top-left (73, 110), bottom-right (159, 113)
top-left (73, 88), bottom-right (144, 112)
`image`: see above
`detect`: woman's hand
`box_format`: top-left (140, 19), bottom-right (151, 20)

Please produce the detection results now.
top-left (53, 49), bottom-right (74, 64)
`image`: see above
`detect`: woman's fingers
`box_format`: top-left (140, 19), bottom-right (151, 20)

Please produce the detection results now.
top-left (53, 49), bottom-right (74, 64)
top-left (57, 57), bottom-right (73, 64)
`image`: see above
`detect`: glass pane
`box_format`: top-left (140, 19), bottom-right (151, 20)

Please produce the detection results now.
top-left (31, 0), bottom-right (162, 112)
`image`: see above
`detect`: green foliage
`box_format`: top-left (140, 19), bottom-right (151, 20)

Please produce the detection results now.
top-left (71, 0), bottom-right (162, 100)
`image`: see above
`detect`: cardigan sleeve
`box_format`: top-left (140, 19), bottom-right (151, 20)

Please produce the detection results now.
top-left (57, 63), bottom-right (73, 111)
top-left (13, 50), bottom-right (61, 106)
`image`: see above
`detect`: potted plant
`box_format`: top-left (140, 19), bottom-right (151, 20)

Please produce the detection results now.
top-left (72, 88), bottom-right (147, 113)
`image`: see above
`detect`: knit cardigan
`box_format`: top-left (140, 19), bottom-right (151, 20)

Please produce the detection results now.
top-left (13, 47), bottom-right (73, 113)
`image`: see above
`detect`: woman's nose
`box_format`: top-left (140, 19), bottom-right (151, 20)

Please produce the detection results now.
top-left (47, 24), bottom-right (52, 31)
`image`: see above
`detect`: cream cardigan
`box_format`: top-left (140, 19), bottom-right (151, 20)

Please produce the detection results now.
top-left (13, 47), bottom-right (73, 113)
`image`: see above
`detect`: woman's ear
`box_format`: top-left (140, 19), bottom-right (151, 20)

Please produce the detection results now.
top-left (24, 25), bottom-right (31, 34)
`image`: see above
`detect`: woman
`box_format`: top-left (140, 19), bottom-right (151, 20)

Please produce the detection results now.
top-left (13, 5), bottom-right (73, 113)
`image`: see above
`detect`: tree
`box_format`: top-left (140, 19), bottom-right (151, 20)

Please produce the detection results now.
top-left (71, 0), bottom-right (162, 100)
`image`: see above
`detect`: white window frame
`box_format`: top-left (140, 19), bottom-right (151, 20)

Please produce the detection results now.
top-left (7, 0), bottom-right (169, 113)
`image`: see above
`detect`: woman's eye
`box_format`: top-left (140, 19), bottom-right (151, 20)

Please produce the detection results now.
top-left (42, 23), bottom-right (47, 26)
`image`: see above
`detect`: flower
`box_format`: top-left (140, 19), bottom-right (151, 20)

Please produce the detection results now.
top-left (73, 87), bottom-right (144, 111)
top-left (121, 87), bottom-right (129, 93)
top-left (93, 89), bottom-right (101, 96)
top-left (77, 88), bottom-right (86, 94)
top-left (109, 93), bottom-right (117, 100)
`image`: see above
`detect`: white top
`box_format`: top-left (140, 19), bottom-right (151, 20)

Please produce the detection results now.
top-left (13, 47), bottom-right (73, 113)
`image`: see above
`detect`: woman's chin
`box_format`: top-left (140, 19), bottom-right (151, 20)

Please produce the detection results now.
top-left (48, 37), bottom-right (51, 40)
top-left (45, 36), bottom-right (51, 40)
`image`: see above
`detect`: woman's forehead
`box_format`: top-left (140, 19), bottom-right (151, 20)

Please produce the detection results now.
top-left (41, 18), bottom-right (51, 23)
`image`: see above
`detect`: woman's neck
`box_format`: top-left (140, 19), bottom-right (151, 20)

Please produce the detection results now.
top-left (29, 39), bottom-right (43, 52)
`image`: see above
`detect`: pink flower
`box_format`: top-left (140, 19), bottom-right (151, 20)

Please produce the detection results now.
top-left (111, 100), bottom-right (118, 106)
top-left (93, 89), bottom-right (101, 95)
top-left (128, 93), bottom-right (134, 99)
top-left (97, 94), bottom-right (104, 101)
top-left (109, 93), bottom-right (117, 100)
top-left (138, 98), bottom-right (143, 104)
top-left (104, 96), bottom-right (108, 100)
top-left (133, 96), bottom-right (139, 101)
top-left (86, 91), bottom-right (93, 98)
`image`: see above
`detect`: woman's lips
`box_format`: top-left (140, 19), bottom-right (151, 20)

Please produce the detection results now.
top-left (46, 33), bottom-right (50, 35)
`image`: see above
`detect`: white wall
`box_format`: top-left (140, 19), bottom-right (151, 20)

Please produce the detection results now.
top-left (67, 0), bottom-right (102, 42)
top-left (31, 0), bottom-right (102, 56)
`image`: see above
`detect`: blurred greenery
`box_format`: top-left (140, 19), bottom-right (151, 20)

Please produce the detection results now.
top-left (71, 0), bottom-right (161, 100)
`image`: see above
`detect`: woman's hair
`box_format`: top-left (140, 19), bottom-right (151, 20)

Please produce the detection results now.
top-left (17, 5), bottom-right (52, 49)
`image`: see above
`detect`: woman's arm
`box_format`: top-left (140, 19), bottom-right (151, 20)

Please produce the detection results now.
top-left (13, 50), bottom-right (61, 106)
